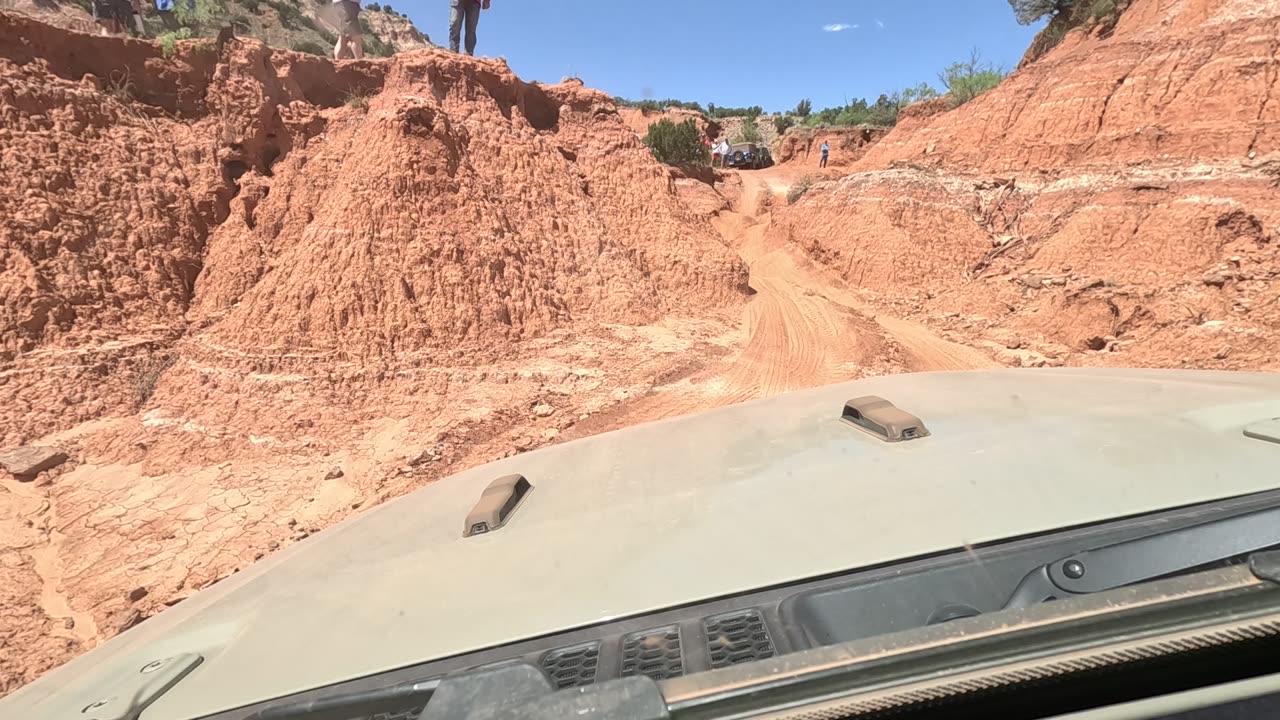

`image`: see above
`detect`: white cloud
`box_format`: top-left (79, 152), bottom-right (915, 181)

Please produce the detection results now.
top-left (875, 19), bottom-right (885, 28)
top-left (823, 23), bottom-right (857, 32)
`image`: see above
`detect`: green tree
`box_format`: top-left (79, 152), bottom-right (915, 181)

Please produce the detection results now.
top-left (644, 118), bottom-right (707, 166)
top-left (774, 115), bottom-right (796, 134)
top-left (939, 50), bottom-right (1006, 106)
top-left (733, 115), bottom-right (762, 143)
top-left (901, 82), bottom-right (942, 105)
top-left (707, 104), bottom-right (765, 119)
top-left (616, 98), bottom-right (705, 113)
top-left (172, 0), bottom-right (218, 26)
top-left (794, 98), bottom-right (812, 117)
top-left (1008, 0), bottom-right (1072, 24)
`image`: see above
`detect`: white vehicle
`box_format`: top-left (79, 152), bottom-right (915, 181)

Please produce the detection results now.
top-left (6, 369), bottom-right (1280, 720)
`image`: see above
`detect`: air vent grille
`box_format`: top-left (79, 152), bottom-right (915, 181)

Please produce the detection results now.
top-left (621, 626), bottom-right (684, 680)
top-left (706, 610), bottom-right (776, 669)
top-left (540, 642), bottom-right (601, 689)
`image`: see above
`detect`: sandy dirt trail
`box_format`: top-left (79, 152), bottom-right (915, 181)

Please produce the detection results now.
top-left (576, 170), bottom-right (997, 433)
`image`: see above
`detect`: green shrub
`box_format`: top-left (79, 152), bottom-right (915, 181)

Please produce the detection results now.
top-left (292, 39), bottom-right (328, 55)
top-left (787, 176), bottom-right (815, 205)
top-left (708, 104), bottom-right (763, 119)
top-left (643, 118), bottom-right (707, 167)
top-left (158, 26), bottom-right (193, 57)
top-left (800, 83), bottom-right (940, 129)
top-left (794, 98), bottom-right (811, 117)
top-left (264, 0), bottom-right (314, 30)
top-left (174, 0), bottom-right (219, 25)
top-left (773, 115), bottom-right (795, 135)
top-left (365, 1), bottom-right (380, 8)
top-left (1008, 0), bottom-right (1071, 24)
top-left (939, 50), bottom-right (1006, 107)
top-left (1088, 0), bottom-right (1122, 33)
top-left (359, 18), bottom-right (396, 56)
top-left (344, 90), bottom-right (372, 110)
top-left (733, 115), bottom-right (762, 143)
top-left (617, 98), bottom-right (705, 113)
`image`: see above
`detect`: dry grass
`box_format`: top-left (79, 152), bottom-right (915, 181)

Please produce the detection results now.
top-left (787, 176), bottom-right (817, 205)
top-left (134, 353), bottom-right (177, 409)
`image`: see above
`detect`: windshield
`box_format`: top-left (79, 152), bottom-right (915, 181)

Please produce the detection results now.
top-left (2, 0), bottom-right (1279, 718)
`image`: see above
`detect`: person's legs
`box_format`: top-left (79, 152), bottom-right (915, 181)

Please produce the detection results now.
top-left (464, 2), bottom-right (480, 55)
top-left (334, 34), bottom-right (347, 59)
top-left (448, 1), bottom-right (464, 52)
top-left (345, 0), bottom-right (363, 58)
top-left (820, 155), bottom-right (827, 168)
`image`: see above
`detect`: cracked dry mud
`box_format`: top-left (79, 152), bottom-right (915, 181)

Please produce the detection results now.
top-left (2, 0), bottom-right (1280, 695)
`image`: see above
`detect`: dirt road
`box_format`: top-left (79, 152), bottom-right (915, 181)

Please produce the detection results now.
top-left (575, 169), bottom-right (997, 432)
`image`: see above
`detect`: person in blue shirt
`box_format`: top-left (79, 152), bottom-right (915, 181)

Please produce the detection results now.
top-left (820, 140), bottom-right (830, 168)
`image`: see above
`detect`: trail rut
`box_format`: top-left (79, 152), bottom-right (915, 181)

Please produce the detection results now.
top-left (576, 171), bottom-right (996, 433)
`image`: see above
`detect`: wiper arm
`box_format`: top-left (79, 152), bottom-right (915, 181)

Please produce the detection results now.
top-left (250, 678), bottom-right (439, 720)
top-left (1005, 503), bottom-right (1280, 609)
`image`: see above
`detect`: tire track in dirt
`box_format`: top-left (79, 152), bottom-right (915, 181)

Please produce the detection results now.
top-left (574, 171), bottom-right (998, 436)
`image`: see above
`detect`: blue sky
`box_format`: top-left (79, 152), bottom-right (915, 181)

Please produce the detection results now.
top-left (395, 1), bottom-right (1045, 112)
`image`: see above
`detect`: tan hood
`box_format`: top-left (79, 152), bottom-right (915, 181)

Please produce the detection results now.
top-left (5, 369), bottom-right (1280, 720)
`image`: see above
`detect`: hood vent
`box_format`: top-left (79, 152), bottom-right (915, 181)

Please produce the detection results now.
top-left (705, 610), bottom-right (776, 669)
top-left (539, 642), bottom-right (601, 689)
top-left (841, 396), bottom-right (930, 443)
top-left (621, 626), bottom-right (684, 681)
top-left (463, 474), bottom-right (533, 537)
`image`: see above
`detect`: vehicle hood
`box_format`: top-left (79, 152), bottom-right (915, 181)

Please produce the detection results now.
top-left (7, 368), bottom-right (1280, 720)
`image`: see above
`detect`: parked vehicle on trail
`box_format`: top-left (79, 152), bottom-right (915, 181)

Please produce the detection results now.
top-left (725, 142), bottom-right (772, 170)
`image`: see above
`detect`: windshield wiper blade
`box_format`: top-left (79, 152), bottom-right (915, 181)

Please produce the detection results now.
top-left (1005, 503), bottom-right (1280, 609)
top-left (250, 678), bottom-right (439, 720)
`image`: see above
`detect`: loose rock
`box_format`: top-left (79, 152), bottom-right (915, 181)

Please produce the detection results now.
top-left (0, 446), bottom-right (69, 478)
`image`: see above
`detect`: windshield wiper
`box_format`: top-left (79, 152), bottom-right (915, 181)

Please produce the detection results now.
top-left (1004, 503), bottom-right (1280, 609)
top-left (250, 678), bottom-right (439, 720)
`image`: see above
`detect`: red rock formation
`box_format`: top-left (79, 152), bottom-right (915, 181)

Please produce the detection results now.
top-left (771, 0), bottom-right (1280, 370)
top-left (618, 106), bottom-right (719, 142)
top-left (773, 126), bottom-right (890, 169)
top-left (0, 12), bottom-right (748, 445)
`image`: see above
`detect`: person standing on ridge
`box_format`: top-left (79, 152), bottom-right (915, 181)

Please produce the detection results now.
top-left (819, 140), bottom-right (830, 168)
top-left (93, 0), bottom-right (129, 36)
top-left (450, 0), bottom-right (490, 56)
top-left (129, 0), bottom-right (145, 36)
top-left (333, 0), bottom-right (364, 60)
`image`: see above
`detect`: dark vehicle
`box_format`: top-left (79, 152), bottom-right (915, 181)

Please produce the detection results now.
top-left (725, 142), bottom-right (772, 170)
